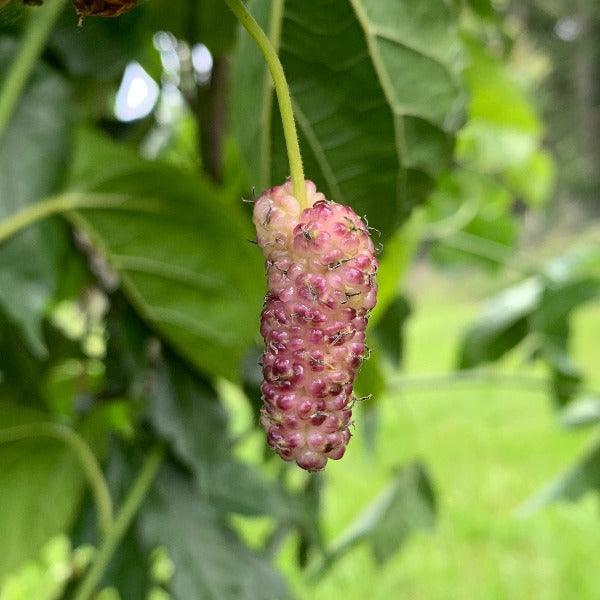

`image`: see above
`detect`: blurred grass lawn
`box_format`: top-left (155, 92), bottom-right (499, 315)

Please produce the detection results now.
top-left (277, 290), bottom-right (600, 600)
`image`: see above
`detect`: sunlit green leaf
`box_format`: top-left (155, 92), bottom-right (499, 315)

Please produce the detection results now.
top-left (506, 149), bottom-right (556, 206)
top-left (0, 404), bottom-right (105, 579)
top-left (429, 169), bottom-right (517, 270)
top-left (457, 36), bottom-right (543, 175)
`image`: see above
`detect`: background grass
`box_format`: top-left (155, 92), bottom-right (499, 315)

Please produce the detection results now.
top-left (276, 270), bottom-right (600, 600)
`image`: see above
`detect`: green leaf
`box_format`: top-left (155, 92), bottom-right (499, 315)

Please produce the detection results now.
top-left (0, 310), bottom-right (45, 406)
top-left (560, 396), bottom-right (600, 429)
top-left (533, 278), bottom-right (600, 338)
top-left (531, 258), bottom-right (600, 405)
top-left (464, 0), bottom-right (496, 19)
top-left (313, 462), bottom-right (436, 577)
top-left (139, 467), bottom-right (290, 600)
top-left (429, 169), bottom-right (517, 270)
top-left (372, 296), bottom-right (411, 366)
top-left (457, 36), bottom-right (542, 175)
top-left (354, 350), bottom-right (386, 401)
top-left (147, 354), bottom-right (288, 517)
top-left (50, 8), bottom-right (148, 81)
top-left (67, 129), bottom-right (264, 380)
top-left (544, 342), bottom-right (583, 407)
top-left (458, 277), bottom-right (542, 368)
top-left (0, 40), bottom-right (71, 354)
top-left (231, 0), bottom-right (464, 238)
top-left (197, 0), bottom-right (238, 56)
top-left (462, 36), bottom-right (540, 133)
top-left (518, 437), bottom-right (600, 516)
top-left (355, 350), bottom-right (386, 450)
top-left (505, 149), bottom-right (556, 207)
top-left (542, 246), bottom-right (600, 283)
top-left (371, 462), bottom-right (436, 564)
top-left (370, 210), bottom-right (423, 327)
top-left (0, 405), bottom-right (88, 579)
top-left (0, 535), bottom-right (76, 600)
top-left (295, 473), bottom-right (326, 566)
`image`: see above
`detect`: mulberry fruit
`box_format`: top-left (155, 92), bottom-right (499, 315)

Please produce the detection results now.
top-left (254, 181), bottom-right (378, 471)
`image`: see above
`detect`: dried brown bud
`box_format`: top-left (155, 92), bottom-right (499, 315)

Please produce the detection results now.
top-left (73, 0), bottom-right (137, 19)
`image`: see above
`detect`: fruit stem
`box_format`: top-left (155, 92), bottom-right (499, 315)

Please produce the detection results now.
top-left (0, 0), bottom-right (69, 142)
top-left (223, 0), bottom-right (307, 207)
top-left (72, 444), bottom-right (165, 600)
top-left (0, 422), bottom-right (114, 537)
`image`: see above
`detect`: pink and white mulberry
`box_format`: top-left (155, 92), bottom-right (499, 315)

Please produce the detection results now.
top-left (253, 181), bottom-right (378, 471)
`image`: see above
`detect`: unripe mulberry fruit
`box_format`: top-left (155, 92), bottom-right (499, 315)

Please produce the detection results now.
top-left (254, 181), bottom-right (378, 471)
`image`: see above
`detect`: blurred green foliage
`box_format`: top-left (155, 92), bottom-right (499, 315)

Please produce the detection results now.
top-left (0, 0), bottom-right (597, 598)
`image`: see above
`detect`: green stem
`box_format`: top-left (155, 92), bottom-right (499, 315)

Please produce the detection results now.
top-left (0, 192), bottom-right (131, 246)
top-left (72, 445), bottom-right (165, 600)
top-left (0, 194), bottom-right (78, 244)
top-left (437, 231), bottom-right (535, 276)
top-left (0, 0), bottom-right (69, 141)
top-left (0, 422), bottom-right (114, 536)
top-left (389, 370), bottom-right (599, 396)
top-left (223, 0), bottom-right (307, 207)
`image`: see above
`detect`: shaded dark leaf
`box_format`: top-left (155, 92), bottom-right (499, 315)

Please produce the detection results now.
top-left (355, 350), bottom-right (386, 451)
top-left (313, 462), bottom-right (436, 578)
top-left (147, 353), bottom-right (288, 517)
top-left (458, 277), bottom-right (541, 369)
top-left (518, 437), bottom-right (600, 516)
top-left (561, 396), bottom-right (600, 429)
top-left (371, 462), bottom-right (436, 564)
top-left (372, 296), bottom-right (411, 367)
top-left (0, 310), bottom-right (45, 406)
top-left (0, 39), bottom-right (71, 353)
top-left (241, 343), bottom-right (265, 425)
top-left (67, 129), bottom-right (264, 380)
top-left (50, 7), bottom-right (147, 80)
top-left (139, 466), bottom-right (291, 600)
top-left (296, 473), bottom-right (325, 568)
top-left (465, 0), bottom-right (496, 19)
top-left (543, 342), bottom-right (583, 407)
top-left (197, 0), bottom-right (237, 56)
top-left (533, 277), bottom-right (600, 338)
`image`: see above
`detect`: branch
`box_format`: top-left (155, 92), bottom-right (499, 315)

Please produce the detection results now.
top-left (72, 444), bottom-right (165, 600)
